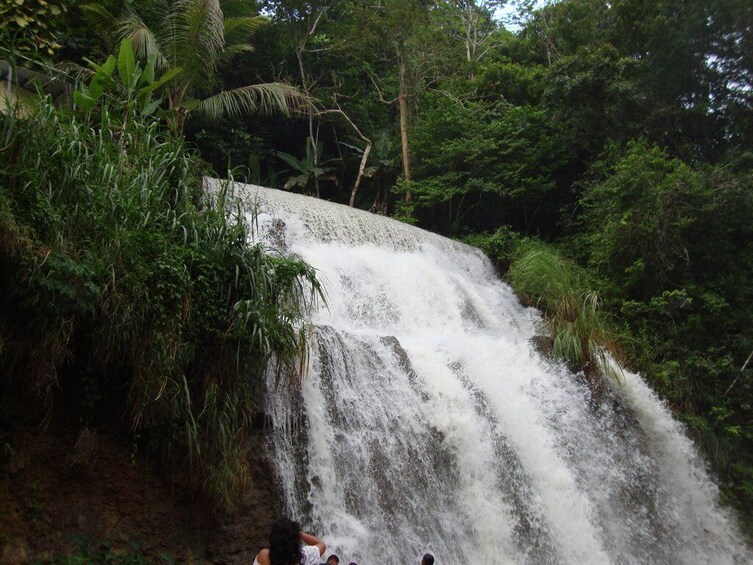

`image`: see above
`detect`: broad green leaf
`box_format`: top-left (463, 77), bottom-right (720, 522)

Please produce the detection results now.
top-left (73, 90), bottom-right (96, 110)
top-left (131, 65), bottom-right (144, 92)
top-left (141, 55), bottom-right (155, 87)
top-left (137, 91), bottom-right (150, 111)
top-left (117, 38), bottom-right (137, 89)
top-left (179, 99), bottom-right (200, 111)
top-left (90, 73), bottom-right (116, 98)
top-left (136, 67), bottom-right (182, 96)
top-left (274, 151), bottom-right (305, 172)
top-left (101, 55), bottom-right (116, 76)
top-left (88, 79), bottom-right (104, 100)
top-left (141, 96), bottom-right (162, 116)
top-left (85, 54), bottom-right (116, 76)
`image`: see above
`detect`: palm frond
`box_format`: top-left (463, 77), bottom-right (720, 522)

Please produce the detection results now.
top-left (171, 0), bottom-right (226, 85)
top-left (81, 4), bottom-right (120, 49)
top-left (220, 43), bottom-right (255, 66)
top-left (219, 0), bottom-right (258, 17)
top-left (223, 16), bottom-right (268, 47)
top-left (119, 10), bottom-right (167, 68)
top-left (197, 83), bottom-right (311, 120)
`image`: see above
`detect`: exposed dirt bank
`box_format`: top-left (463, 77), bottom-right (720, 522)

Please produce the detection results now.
top-left (0, 394), bottom-right (278, 564)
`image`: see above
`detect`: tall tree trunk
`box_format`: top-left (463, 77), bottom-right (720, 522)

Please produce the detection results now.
top-left (464, 1), bottom-right (474, 63)
top-left (297, 47), bottom-right (319, 197)
top-left (350, 141), bottom-right (372, 207)
top-left (294, 8), bottom-right (327, 198)
top-left (397, 51), bottom-right (412, 203)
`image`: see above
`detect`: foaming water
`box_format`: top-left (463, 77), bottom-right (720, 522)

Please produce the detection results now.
top-left (207, 179), bottom-right (750, 564)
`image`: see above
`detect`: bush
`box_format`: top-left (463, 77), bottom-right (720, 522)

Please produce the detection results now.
top-left (462, 225), bottom-right (523, 273)
top-left (0, 97), bottom-right (320, 512)
top-left (575, 141), bottom-right (704, 298)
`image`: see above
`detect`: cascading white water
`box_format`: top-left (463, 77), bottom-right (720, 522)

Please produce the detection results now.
top-left (208, 179), bottom-right (751, 564)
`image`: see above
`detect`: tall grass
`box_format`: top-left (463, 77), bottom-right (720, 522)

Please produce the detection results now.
top-left (0, 97), bottom-right (320, 512)
top-left (507, 241), bottom-right (622, 386)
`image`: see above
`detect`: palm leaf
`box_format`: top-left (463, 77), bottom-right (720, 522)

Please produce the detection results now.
top-left (81, 4), bottom-right (120, 49)
top-left (220, 43), bottom-right (256, 65)
top-left (223, 15), bottom-right (267, 47)
top-left (109, 0), bottom-right (305, 131)
top-left (219, 0), bottom-right (257, 16)
top-left (273, 151), bottom-right (306, 172)
top-left (119, 10), bottom-right (167, 68)
top-left (171, 0), bottom-right (226, 87)
top-left (197, 82), bottom-right (311, 120)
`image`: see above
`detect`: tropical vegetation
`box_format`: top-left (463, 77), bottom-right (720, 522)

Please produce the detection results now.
top-left (0, 42), bottom-right (319, 512)
top-left (1, 0), bottom-right (752, 536)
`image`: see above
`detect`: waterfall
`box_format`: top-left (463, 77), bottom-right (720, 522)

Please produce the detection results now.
top-left (207, 179), bottom-right (750, 564)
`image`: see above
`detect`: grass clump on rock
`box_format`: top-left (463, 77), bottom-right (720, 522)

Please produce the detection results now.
top-left (506, 241), bottom-right (622, 385)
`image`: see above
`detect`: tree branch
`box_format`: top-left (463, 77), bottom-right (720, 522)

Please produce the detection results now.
top-left (317, 107), bottom-right (373, 207)
top-left (367, 70), bottom-right (399, 104)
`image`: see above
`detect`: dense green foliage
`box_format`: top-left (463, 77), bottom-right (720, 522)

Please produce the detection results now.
top-left (95, 0), bottom-right (309, 134)
top-left (573, 144), bottom-right (753, 519)
top-left (0, 91), bottom-right (319, 512)
top-left (3, 0), bottom-right (753, 533)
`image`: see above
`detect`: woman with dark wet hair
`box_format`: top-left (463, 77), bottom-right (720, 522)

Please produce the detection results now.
top-left (253, 517), bottom-right (327, 565)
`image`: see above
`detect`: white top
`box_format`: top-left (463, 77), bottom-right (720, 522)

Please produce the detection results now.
top-left (301, 545), bottom-right (322, 565)
top-left (253, 545), bottom-right (322, 565)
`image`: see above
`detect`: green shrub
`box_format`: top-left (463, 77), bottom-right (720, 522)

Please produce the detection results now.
top-left (0, 96), bottom-right (320, 512)
top-left (575, 141), bottom-right (704, 299)
top-left (463, 225), bottom-right (523, 273)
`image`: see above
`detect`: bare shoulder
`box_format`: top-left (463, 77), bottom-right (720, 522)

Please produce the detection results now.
top-left (255, 548), bottom-right (270, 565)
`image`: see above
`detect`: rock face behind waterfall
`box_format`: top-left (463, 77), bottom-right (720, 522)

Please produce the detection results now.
top-left (206, 178), bottom-right (752, 565)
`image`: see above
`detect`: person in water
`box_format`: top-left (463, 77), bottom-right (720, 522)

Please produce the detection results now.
top-left (321, 555), bottom-right (339, 565)
top-left (253, 517), bottom-right (326, 565)
top-left (421, 553), bottom-right (435, 565)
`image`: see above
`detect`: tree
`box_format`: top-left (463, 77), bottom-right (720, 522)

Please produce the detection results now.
top-left (449, 0), bottom-right (506, 65)
top-left (261, 0), bottom-right (336, 197)
top-left (88, 0), bottom-right (310, 134)
top-left (354, 0), bottom-right (436, 203)
top-left (610, 0), bottom-right (753, 160)
top-left (575, 142), bottom-right (703, 298)
top-left (542, 43), bottom-right (645, 166)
